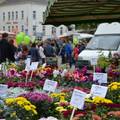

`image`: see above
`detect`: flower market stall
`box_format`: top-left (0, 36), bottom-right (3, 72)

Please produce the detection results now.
top-left (0, 52), bottom-right (120, 120)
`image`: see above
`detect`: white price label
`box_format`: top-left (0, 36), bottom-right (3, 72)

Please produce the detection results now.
top-left (0, 84), bottom-right (8, 96)
top-left (0, 84), bottom-right (8, 90)
top-left (70, 89), bottom-right (87, 110)
top-left (30, 62), bottom-right (39, 71)
top-left (25, 65), bottom-right (30, 71)
top-left (91, 58), bottom-right (98, 66)
top-left (90, 84), bottom-right (108, 98)
top-left (43, 79), bottom-right (57, 92)
top-left (25, 58), bottom-right (31, 66)
top-left (93, 73), bottom-right (107, 84)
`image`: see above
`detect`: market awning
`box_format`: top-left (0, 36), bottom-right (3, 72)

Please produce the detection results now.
top-left (44, 0), bottom-right (120, 25)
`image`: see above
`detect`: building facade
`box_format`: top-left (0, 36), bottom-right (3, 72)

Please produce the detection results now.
top-left (0, 0), bottom-right (68, 38)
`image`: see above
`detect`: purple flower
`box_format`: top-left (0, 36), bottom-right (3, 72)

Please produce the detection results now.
top-left (19, 92), bottom-right (53, 103)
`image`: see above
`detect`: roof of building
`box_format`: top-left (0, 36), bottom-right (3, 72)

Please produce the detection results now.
top-left (44, 0), bottom-right (120, 25)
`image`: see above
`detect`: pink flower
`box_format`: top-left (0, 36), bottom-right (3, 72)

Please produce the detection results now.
top-left (7, 68), bottom-right (17, 78)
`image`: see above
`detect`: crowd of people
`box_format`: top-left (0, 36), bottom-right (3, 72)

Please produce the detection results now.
top-left (0, 33), bottom-right (88, 67)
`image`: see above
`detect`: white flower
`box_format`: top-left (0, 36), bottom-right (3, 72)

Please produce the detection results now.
top-left (85, 94), bottom-right (91, 98)
top-left (47, 117), bottom-right (58, 120)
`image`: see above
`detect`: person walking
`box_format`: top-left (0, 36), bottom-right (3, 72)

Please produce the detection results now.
top-left (0, 33), bottom-right (16, 63)
top-left (38, 42), bottom-right (46, 64)
top-left (44, 41), bottom-right (56, 57)
top-left (65, 40), bottom-right (73, 67)
top-left (73, 44), bottom-right (79, 63)
top-left (29, 43), bottom-right (40, 62)
top-left (9, 39), bottom-right (17, 62)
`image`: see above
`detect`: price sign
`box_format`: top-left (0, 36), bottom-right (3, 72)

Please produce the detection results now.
top-left (30, 62), bottom-right (39, 71)
top-left (91, 58), bottom-right (98, 66)
top-left (25, 58), bottom-right (31, 71)
top-left (70, 89), bottom-right (87, 110)
top-left (90, 84), bottom-right (108, 98)
top-left (93, 73), bottom-right (107, 84)
top-left (25, 65), bottom-right (30, 71)
top-left (0, 84), bottom-right (8, 96)
top-left (0, 84), bottom-right (8, 90)
top-left (43, 79), bottom-right (58, 92)
top-left (25, 58), bottom-right (31, 66)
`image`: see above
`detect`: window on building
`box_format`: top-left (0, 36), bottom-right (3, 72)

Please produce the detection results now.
top-left (60, 27), bottom-right (63, 35)
top-left (12, 11), bottom-right (14, 20)
top-left (52, 27), bottom-right (56, 34)
top-left (3, 12), bottom-right (5, 21)
top-left (21, 25), bottom-right (24, 32)
top-left (21, 11), bottom-right (24, 19)
top-left (16, 25), bottom-right (18, 30)
top-left (16, 11), bottom-right (18, 20)
top-left (12, 26), bottom-right (14, 32)
top-left (42, 25), bottom-right (46, 36)
top-left (33, 11), bottom-right (36, 20)
top-left (8, 12), bottom-right (10, 20)
top-left (8, 26), bottom-right (11, 32)
top-left (3, 26), bottom-right (5, 31)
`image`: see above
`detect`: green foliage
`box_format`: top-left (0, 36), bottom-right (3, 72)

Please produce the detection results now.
top-left (97, 53), bottom-right (110, 69)
top-left (107, 89), bottom-right (120, 104)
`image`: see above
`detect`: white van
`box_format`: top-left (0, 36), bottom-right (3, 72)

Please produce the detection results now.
top-left (78, 22), bottom-right (120, 67)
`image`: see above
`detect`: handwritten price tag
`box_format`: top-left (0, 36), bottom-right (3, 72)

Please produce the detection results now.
top-left (30, 62), bottom-right (39, 71)
top-left (0, 84), bottom-right (8, 97)
top-left (43, 79), bottom-right (57, 92)
top-left (70, 89), bottom-right (87, 110)
top-left (90, 84), bottom-right (108, 98)
top-left (91, 58), bottom-right (98, 66)
top-left (93, 73), bottom-right (107, 84)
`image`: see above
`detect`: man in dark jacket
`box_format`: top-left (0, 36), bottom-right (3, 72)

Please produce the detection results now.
top-left (0, 33), bottom-right (16, 63)
top-left (44, 42), bottom-right (55, 57)
top-left (29, 43), bottom-right (40, 62)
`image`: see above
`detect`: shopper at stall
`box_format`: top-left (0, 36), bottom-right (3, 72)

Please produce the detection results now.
top-left (44, 41), bottom-right (56, 57)
top-left (29, 43), bottom-right (40, 62)
top-left (21, 45), bottom-right (29, 60)
top-left (65, 40), bottom-right (73, 67)
top-left (73, 44), bottom-right (79, 63)
top-left (39, 42), bottom-right (46, 64)
top-left (0, 33), bottom-right (16, 63)
top-left (9, 39), bottom-right (17, 62)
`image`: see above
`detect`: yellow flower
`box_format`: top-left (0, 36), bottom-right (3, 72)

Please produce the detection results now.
top-left (30, 105), bottom-right (36, 109)
top-left (15, 97), bottom-right (27, 102)
top-left (17, 101), bottom-right (24, 106)
top-left (24, 105), bottom-right (31, 111)
top-left (85, 98), bottom-right (93, 103)
top-left (60, 96), bottom-right (65, 102)
top-left (10, 112), bottom-right (16, 117)
top-left (67, 105), bottom-right (74, 109)
top-left (54, 102), bottom-right (60, 105)
top-left (59, 93), bottom-right (66, 96)
top-left (92, 96), bottom-right (113, 104)
top-left (111, 85), bottom-right (118, 90)
top-left (24, 100), bottom-right (31, 105)
top-left (50, 93), bottom-right (59, 98)
top-left (32, 109), bottom-right (37, 115)
top-left (5, 98), bottom-right (15, 105)
top-left (108, 82), bottom-right (120, 91)
top-left (56, 106), bottom-right (67, 112)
